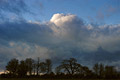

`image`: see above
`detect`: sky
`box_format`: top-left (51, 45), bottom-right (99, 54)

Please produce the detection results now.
top-left (0, 0), bottom-right (120, 71)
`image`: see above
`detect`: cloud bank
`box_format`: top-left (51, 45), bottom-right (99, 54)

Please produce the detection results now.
top-left (0, 13), bottom-right (120, 71)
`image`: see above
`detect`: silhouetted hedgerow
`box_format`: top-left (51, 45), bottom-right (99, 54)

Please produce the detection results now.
top-left (1, 57), bottom-right (120, 79)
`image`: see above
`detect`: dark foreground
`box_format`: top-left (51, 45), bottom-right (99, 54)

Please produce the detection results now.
top-left (2, 58), bottom-right (120, 80)
top-left (0, 79), bottom-right (120, 80)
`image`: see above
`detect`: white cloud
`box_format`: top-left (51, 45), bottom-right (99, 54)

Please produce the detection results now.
top-left (50, 13), bottom-right (85, 40)
top-left (50, 13), bottom-right (78, 27)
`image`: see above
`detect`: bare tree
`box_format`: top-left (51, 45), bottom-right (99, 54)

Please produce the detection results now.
top-left (33, 60), bottom-right (36, 75)
top-left (36, 57), bottom-right (40, 75)
top-left (25, 58), bottom-right (34, 75)
top-left (56, 58), bottom-right (82, 75)
top-left (45, 59), bottom-right (52, 74)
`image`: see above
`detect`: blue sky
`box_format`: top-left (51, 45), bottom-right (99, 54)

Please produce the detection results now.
top-left (22, 0), bottom-right (120, 24)
top-left (0, 0), bottom-right (120, 71)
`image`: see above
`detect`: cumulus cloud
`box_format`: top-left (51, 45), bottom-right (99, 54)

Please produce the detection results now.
top-left (50, 13), bottom-right (86, 40)
top-left (0, 13), bottom-right (120, 70)
top-left (50, 13), bottom-right (83, 26)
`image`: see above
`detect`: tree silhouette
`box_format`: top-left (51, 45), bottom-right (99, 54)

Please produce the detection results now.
top-left (39, 62), bottom-right (46, 74)
top-left (4, 57), bottom-right (120, 79)
top-left (45, 59), bottom-right (52, 74)
top-left (99, 63), bottom-right (105, 78)
top-left (17, 60), bottom-right (28, 77)
top-left (104, 66), bottom-right (117, 78)
top-left (56, 58), bottom-right (82, 75)
top-left (33, 60), bottom-right (36, 75)
top-left (81, 66), bottom-right (92, 77)
top-left (36, 57), bottom-right (40, 75)
top-left (25, 58), bottom-right (34, 75)
top-left (6, 58), bottom-right (19, 75)
top-left (93, 63), bottom-right (99, 76)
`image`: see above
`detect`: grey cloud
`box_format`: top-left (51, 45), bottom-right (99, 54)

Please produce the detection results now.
top-left (0, 21), bottom-right (53, 45)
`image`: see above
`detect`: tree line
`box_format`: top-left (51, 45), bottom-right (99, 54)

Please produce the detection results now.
top-left (1, 57), bottom-right (120, 79)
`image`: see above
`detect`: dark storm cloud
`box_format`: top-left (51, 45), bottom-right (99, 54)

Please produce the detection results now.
top-left (0, 13), bottom-right (120, 71)
top-left (0, 21), bottom-right (52, 43)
